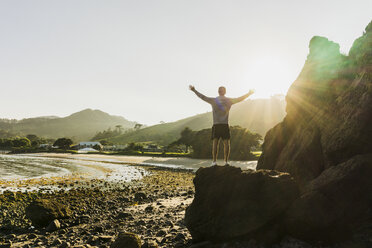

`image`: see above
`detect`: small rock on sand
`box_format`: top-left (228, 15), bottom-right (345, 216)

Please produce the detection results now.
top-left (46, 219), bottom-right (61, 232)
top-left (111, 232), bottom-right (142, 248)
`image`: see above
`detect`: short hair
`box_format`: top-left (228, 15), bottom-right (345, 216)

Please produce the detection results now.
top-left (218, 86), bottom-right (226, 95)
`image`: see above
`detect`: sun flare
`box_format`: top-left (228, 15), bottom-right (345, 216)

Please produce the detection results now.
top-left (244, 56), bottom-right (299, 98)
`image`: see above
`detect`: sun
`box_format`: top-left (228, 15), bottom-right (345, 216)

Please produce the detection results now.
top-left (243, 56), bottom-right (297, 99)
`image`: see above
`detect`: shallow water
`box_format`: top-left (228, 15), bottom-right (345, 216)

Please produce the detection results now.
top-left (0, 154), bottom-right (148, 187)
top-left (28, 154), bottom-right (258, 171)
top-left (0, 153), bottom-right (257, 192)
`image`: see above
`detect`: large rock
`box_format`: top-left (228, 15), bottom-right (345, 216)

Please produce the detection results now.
top-left (285, 154), bottom-right (372, 241)
top-left (255, 20), bottom-right (372, 243)
top-left (257, 21), bottom-right (372, 189)
top-left (25, 199), bottom-right (71, 227)
top-left (259, 119), bottom-right (325, 189)
top-left (185, 165), bottom-right (299, 242)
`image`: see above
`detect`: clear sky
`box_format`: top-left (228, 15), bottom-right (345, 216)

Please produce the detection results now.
top-left (0, 1), bottom-right (371, 125)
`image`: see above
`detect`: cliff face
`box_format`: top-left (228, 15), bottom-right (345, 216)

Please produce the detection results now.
top-left (257, 21), bottom-right (372, 189)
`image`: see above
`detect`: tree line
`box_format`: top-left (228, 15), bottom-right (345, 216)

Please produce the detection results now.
top-left (0, 135), bottom-right (57, 149)
top-left (171, 126), bottom-right (261, 160)
top-left (0, 126), bottom-right (262, 161)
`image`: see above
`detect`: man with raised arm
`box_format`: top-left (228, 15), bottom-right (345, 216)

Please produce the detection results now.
top-left (189, 85), bottom-right (254, 166)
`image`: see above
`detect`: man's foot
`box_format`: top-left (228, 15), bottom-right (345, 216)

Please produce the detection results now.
top-left (211, 161), bottom-right (217, 166)
top-left (224, 162), bottom-right (230, 166)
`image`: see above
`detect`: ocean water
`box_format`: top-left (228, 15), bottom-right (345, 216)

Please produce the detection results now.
top-left (0, 154), bottom-right (148, 183)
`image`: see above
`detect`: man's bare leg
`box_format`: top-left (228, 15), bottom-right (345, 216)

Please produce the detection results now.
top-left (223, 139), bottom-right (230, 164)
top-left (212, 138), bottom-right (219, 163)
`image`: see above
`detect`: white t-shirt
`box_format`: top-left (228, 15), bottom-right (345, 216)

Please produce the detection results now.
top-left (194, 91), bottom-right (244, 124)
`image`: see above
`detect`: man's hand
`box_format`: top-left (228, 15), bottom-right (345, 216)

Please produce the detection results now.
top-left (189, 85), bottom-right (196, 92)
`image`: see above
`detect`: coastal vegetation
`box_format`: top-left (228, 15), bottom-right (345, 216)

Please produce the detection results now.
top-left (171, 126), bottom-right (261, 160)
top-left (0, 135), bottom-right (54, 148)
top-left (1, 125), bottom-right (261, 160)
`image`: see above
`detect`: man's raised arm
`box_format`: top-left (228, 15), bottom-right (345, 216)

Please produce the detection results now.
top-left (189, 85), bottom-right (214, 104)
top-left (231, 89), bottom-right (255, 104)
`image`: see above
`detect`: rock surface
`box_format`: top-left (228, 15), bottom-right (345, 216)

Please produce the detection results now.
top-left (0, 167), bottom-right (194, 248)
top-left (46, 219), bottom-right (61, 232)
top-left (110, 232), bottom-right (141, 248)
top-left (185, 165), bottom-right (299, 242)
top-left (285, 153), bottom-right (372, 241)
top-left (25, 199), bottom-right (71, 227)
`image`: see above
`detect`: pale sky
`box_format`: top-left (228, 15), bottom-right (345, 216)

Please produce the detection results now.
top-left (0, 1), bottom-right (371, 125)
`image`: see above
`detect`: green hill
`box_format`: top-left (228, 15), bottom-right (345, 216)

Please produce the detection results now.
top-left (0, 109), bottom-right (135, 141)
top-left (105, 97), bottom-right (286, 145)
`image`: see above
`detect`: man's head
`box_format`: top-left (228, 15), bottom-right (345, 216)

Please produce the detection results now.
top-left (218, 86), bottom-right (226, 96)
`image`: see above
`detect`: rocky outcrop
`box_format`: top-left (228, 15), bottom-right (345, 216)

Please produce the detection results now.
top-left (185, 21), bottom-right (372, 246)
top-left (185, 166), bottom-right (299, 243)
top-left (257, 21), bottom-right (372, 189)
top-left (255, 20), bottom-right (372, 242)
top-left (285, 153), bottom-right (372, 241)
top-left (25, 199), bottom-right (71, 227)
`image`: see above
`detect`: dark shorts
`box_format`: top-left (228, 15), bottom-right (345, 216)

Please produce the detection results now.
top-left (211, 124), bottom-right (230, 140)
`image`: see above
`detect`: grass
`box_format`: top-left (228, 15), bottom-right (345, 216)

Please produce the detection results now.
top-left (252, 151), bottom-right (262, 156)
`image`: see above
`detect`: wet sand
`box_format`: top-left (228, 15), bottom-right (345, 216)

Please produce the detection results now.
top-left (0, 163), bottom-right (195, 247)
top-left (23, 153), bottom-right (258, 171)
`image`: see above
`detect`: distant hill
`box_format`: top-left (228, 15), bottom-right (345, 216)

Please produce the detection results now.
top-left (105, 97), bottom-right (286, 145)
top-left (0, 109), bottom-right (136, 141)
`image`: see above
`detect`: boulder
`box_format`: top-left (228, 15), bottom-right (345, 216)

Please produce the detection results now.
top-left (110, 232), bottom-right (141, 248)
top-left (25, 199), bottom-right (71, 227)
top-left (134, 192), bottom-right (147, 201)
top-left (185, 165), bottom-right (299, 242)
top-left (285, 154), bottom-right (372, 242)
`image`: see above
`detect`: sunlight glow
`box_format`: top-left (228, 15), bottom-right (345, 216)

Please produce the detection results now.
top-left (244, 56), bottom-right (299, 98)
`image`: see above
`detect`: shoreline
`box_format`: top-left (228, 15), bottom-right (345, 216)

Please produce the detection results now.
top-left (0, 152), bottom-right (256, 193)
top-left (9, 152), bottom-right (258, 172)
top-left (0, 162), bottom-right (195, 247)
